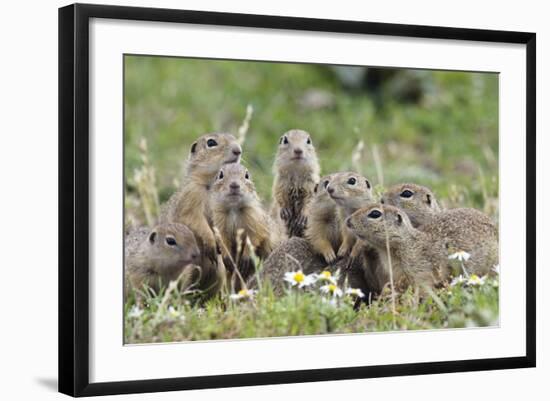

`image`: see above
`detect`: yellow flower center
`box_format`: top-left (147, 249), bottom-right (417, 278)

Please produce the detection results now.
top-left (238, 289), bottom-right (248, 296)
top-left (320, 271), bottom-right (331, 278)
top-left (294, 272), bottom-right (305, 283)
top-left (328, 284), bottom-right (337, 293)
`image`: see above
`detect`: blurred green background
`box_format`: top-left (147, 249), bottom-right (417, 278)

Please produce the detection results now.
top-left (124, 55), bottom-right (498, 222)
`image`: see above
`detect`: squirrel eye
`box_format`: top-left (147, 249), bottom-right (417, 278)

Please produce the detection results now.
top-left (400, 189), bottom-right (414, 198)
top-left (165, 237), bottom-right (177, 246)
top-left (307, 137), bottom-right (312, 145)
top-left (347, 177), bottom-right (357, 185)
top-left (367, 210), bottom-right (382, 219)
top-left (323, 180), bottom-right (329, 188)
top-left (245, 171), bottom-right (250, 179)
top-left (280, 136), bottom-right (289, 145)
top-left (206, 139), bottom-right (218, 147)
top-left (218, 170), bottom-right (224, 179)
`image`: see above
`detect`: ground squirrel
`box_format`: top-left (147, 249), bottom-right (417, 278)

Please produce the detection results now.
top-left (381, 183), bottom-right (441, 228)
top-left (125, 223), bottom-right (201, 296)
top-left (346, 204), bottom-right (450, 290)
top-left (162, 133), bottom-right (242, 262)
top-left (383, 183), bottom-right (498, 276)
top-left (325, 171), bottom-right (374, 259)
top-left (210, 163), bottom-right (283, 286)
top-left (271, 129), bottom-right (320, 238)
top-left (259, 237), bottom-right (327, 293)
top-left (304, 174), bottom-right (343, 264)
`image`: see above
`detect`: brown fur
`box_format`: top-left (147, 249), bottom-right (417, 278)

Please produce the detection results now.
top-left (125, 223), bottom-right (201, 296)
top-left (346, 204), bottom-right (449, 291)
top-left (347, 203), bottom-right (499, 293)
top-left (260, 237), bottom-right (327, 293)
top-left (383, 183), bottom-right (498, 276)
top-left (382, 183), bottom-right (441, 228)
top-left (162, 133), bottom-right (242, 263)
top-left (304, 174), bottom-right (342, 264)
top-left (325, 172), bottom-right (374, 258)
top-left (210, 163), bottom-right (283, 286)
top-left (271, 129), bottom-right (320, 238)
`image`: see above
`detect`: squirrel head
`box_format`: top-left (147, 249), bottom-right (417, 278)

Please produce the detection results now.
top-left (274, 129), bottom-right (319, 178)
top-left (210, 163), bottom-right (259, 209)
top-left (346, 203), bottom-right (415, 248)
top-left (145, 223), bottom-right (200, 273)
top-left (381, 183), bottom-right (440, 228)
top-left (187, 133), bottom-right (242, 179)
top-left (325, 171), bottom-right (374, 213)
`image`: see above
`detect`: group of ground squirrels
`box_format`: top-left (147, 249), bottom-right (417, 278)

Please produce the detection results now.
top-left (125, 129), bottom-right (499, 304)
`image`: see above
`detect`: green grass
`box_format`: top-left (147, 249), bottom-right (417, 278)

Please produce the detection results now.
top-left (125, 275), bottom-right (499, 343)
top-left (124, 55), bottom-right (499, 343)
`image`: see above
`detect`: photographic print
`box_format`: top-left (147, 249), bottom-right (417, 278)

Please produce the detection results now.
top-left (123, 55), bottom-right (499, 344)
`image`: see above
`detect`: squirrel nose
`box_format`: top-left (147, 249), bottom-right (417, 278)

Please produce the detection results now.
top-left (230, 182), bottom-right (240, 190)
top-left (327, 186), bottom-right (334, 194)
top-left (232, 147), bottom-right (242, 156)
top-left (294, 148), bottom-right (303, 156)
top-left (191, 251), bottom-right (200, 260)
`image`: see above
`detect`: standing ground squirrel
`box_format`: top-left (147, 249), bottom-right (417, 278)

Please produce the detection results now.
top-left (162, 133), bottom-right (242, 262)
top-left (271, 129), bottom-right (320, 238)
top-left (304, 174), bottom-right (343, 264)
top-left (346, 204), bottom-right (451, 290)
top-left (383, 183), bottom-right (498, 276)
top-left (210, 163), bottom-right (283, 286)
top-left (125, 223), bottom-right (201, 296)
top-left (325, 172), bottom-right (374, 258)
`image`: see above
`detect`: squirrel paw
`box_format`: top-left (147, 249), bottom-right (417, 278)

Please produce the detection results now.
top-left (296, 214), bottom-right (308, 229)
top-left (337, 244), bottom-right (351, 259)
top-left (280, 207), bottom-right (292, 221)
top-left (322, 249), bottom-right (337, 265)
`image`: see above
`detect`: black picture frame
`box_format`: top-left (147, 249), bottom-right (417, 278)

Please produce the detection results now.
top-left (58, 3), bottom-right (536, 397)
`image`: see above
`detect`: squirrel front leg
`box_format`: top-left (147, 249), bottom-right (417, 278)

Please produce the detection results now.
top-left (337, 228), bottom-right (357, 258)
top-left (311, 236), bottom-right (337, 265)
top-left (193, 219), bottom-right (218, 263)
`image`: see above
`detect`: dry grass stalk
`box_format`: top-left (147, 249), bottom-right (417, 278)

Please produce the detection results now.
top-left (237, 104), bottom-right (254, 146)
top-left (351, 139), bottom-right (365, 174)
top-left (133, 137), bottom-right (160, 227)
top-left (372, 143), bottom-right (384, 187)
top-left (381, 205), bottom-right (397, 328)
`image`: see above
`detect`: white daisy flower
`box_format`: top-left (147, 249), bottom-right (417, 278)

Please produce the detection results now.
top-left (466, 274), bottom-right (487, 286)
top-left (167, 306), bottom-right (185, 322)
top-left (128, 305), bottom-right (144, 319)
top-left (448, 250), bottom-right (471, 262)
top-left (345, 288), bottom-right (365, 298)
top-left (316, 270), bottom-right (337, 284)
top-left (284, 270), bottom-right (316, 288)
top-left (320, 284), bottom-right (344, 297)
top-left (229, 288), bottom-right (257, 301)
top-left (450, 275), bottom-right (467, 287)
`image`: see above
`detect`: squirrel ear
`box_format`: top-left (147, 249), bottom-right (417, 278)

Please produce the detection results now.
top-left (426, 193), bottom-right (432, 205)
top-left (313, 183), bottom-right (319, 193)
top-left (190, 142), bottom-right (197, 154)
top-left (396, 214), bottom-right (403, 225)
top-left (149, 231), bottom-right (157, 244)
top-left (365, 179), bottom-right (371, 189)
